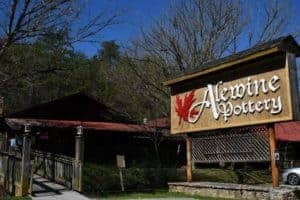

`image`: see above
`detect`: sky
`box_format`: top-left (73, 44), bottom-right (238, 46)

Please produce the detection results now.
top-left (73, 0), bottom-right (170, 57)
top-left (73, 0), bottom-right (300, 58)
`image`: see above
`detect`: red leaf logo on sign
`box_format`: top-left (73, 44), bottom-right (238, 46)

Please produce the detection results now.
top-left (175, 90), bottom-right (199, 125)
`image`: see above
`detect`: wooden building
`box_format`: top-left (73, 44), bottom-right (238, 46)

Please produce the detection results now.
top-left (0, 93), bottom-right (184, 196)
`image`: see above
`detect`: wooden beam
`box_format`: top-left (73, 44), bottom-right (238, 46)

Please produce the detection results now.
top-left (18, 126), bottom-right (32, 196)
top-left (285, 53), bottom-right (300, 120)
top-left (186, 135), bottom-right (192, 182)
top-left (73, 128), bottom-right (84, 192)
top-left (268, 123), bottom-right (279, 187)
top-left (5, 118), bottom-right (156, 133)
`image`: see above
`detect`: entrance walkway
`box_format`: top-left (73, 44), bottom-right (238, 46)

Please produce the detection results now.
top-left (30, 175), bottom-right (90, 200)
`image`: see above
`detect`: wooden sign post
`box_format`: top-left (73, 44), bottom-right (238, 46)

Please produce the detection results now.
top-left (186, 135), bottom-right (192, 182)
top-left (268, 124), bottom-right (279, 187)
top-left (116, 155), bottom-right (126, 191)
top-left (163, 36), bottom-right (300, 186)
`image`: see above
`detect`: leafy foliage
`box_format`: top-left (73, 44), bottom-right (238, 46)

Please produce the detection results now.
top-left (82, 163), bottom-right (179, 195)
top-left (83, 163), bottom-right (272, 195)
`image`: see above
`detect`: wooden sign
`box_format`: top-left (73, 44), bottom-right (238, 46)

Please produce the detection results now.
top-left (116, 155), bottom-right (126, 168)
top-left (165, 49), bottom-right (299, 134)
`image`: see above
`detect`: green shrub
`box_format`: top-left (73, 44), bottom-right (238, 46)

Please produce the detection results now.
top-left (83, 163), bottom-right (271, 195)
top-left (123, 168), bottom-right (149, 190)
top-left (83, 163), bottom-right (181, 195)
top-left (83, 163), bottom-right (120, 194)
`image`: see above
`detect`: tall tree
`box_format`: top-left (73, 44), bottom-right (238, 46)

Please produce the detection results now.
top-left (0, 30), bottom-right (89, 112)
top-left (97, 40), bottom-right (120, 66)
top-left (115, 0), bottom-right (300, 119)
top-left (0, 0), bottom-right (121, 55)
top-left (0, 0), bottom-right (121, 91)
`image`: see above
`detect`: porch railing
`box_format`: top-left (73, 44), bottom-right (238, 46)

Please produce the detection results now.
top-left (0, 151), bottom-right (22, 194)
top-left (32, 150), bottom-right (74, 188)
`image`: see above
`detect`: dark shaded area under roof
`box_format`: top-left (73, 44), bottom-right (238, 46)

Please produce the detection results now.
top-left (0, 118), bottom-right (12, 131)
top-left (6, 93), bottom-right (134, 124)
top-left (166, 35), bottom-right (300, 85)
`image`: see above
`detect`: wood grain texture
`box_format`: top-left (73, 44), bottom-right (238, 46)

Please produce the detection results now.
top-left (268, 124), bottom-right (279, 187)
top-left (186, 136), bottom-right (192, 182)
top-left (170, 53), bottom-right (299, 134)
top-left (286, 53), bottom-right (300, 120)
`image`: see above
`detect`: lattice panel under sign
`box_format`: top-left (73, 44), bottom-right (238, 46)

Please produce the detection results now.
top-left (192, 126), bottom-right (270, 163)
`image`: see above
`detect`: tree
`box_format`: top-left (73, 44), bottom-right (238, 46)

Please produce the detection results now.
top-left (0, 0), bottom-right (121, 91)
top-left (0, 1), bottom-right (121, 55)
top-left (119, 0), bottom-right (300, 119)
top-left (0, 31), bottom-right (89, 112)
top-left (97, 40), bottom-right (120, 66)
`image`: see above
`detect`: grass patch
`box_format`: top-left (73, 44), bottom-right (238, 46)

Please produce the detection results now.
top-left (0, 185), bottom-right (31, 200)
top-left (195, 168), bottom-right (272, 184)
top-left (1, 196), bottom-right (31, 200)
top-left (100, 191), bottom-right (233, 199)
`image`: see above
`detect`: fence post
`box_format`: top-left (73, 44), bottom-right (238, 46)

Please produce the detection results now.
top-left (73, 126), bottom-right (84, 192)
top-left (17, 124), bottom-right (31, 196)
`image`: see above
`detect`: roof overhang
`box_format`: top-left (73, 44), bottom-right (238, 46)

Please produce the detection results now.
top-left (275, 121), bottom-right (300, 142)
top-left (6, 118), bottom-right (156, 133)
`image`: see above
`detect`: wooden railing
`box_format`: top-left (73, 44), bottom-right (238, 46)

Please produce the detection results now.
top-left (0, 151), bottom-right (22, 194)
top-left (32, 150), bottom-right (74, 188)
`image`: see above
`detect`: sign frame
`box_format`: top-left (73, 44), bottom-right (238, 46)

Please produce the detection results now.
top-left (165, 50), bottom-right (300, 135)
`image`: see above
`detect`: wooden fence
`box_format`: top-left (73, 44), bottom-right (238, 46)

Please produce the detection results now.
top-left (0, 151), bottom-right (23, 195)
top-left (32, 150), bottom-right (74, 188)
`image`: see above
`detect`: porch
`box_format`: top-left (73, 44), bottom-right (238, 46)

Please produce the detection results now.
top-left (0, 93), bottom-right (165, 196)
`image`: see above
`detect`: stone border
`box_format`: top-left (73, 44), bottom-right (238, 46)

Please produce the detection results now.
top-left (168, 182), bottom-right (299, 200)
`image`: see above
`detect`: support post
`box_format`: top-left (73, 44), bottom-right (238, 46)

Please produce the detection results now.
top-left (0, 131), bottom-right (8, 152)
top-left (268, 123), bottom-right (279, 187)
top-left (186, 135), bottom-right (192, 182)
top-left (73, 126), bottom-right (84, 192)
top-left (119, 168), bottom-right (124, 192)
top-left (18, 124), bottom-right (31, 196)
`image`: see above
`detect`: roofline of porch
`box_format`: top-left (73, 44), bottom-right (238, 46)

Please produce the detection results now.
top-left (5, 118), bottom-right (156, 133)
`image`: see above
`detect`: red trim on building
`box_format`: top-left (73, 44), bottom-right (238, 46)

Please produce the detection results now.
top-left (146, 118), bottom-right (170, 129)
top-left (6, 118), bottom-right (300, 141)
top-left (6, 118), bottom-right (155, 133)
top-left (275, 121), bottom-right (300, 142)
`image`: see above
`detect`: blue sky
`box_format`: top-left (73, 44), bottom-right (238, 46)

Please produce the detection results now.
top-left (74, 0), bottom-right (300, 57)
top-left (73, 0), bottom-right (169, 57)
